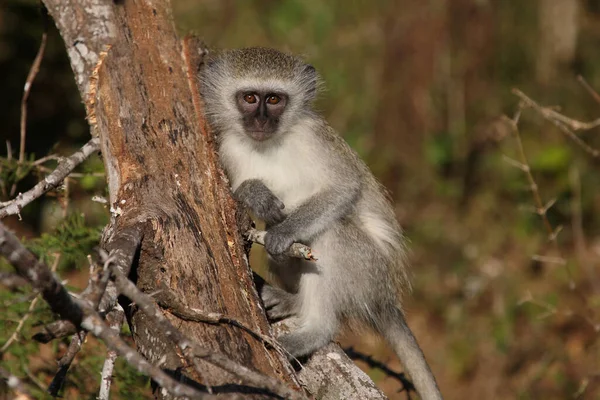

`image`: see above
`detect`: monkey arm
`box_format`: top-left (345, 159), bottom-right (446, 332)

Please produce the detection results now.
top-left (264, 179), bottom-right (361, 255)
top-left (234, 179), bottom-right (286, 226)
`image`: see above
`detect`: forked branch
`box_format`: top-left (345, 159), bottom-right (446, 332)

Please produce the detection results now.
top-left (0, 138), bottom-right (101, 219)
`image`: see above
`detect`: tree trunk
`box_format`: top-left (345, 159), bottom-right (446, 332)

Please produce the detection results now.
top-left (537, 0), bottom-right (580, 84)
top-left (374, 0), bottom-right (446, 197)
top-left (40, 0), bottom-right (387, 398)
top-left (42, 0), bottom-right (298, 393)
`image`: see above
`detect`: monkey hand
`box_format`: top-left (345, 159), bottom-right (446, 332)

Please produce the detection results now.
top-left (264, 224), bottom-right (295, 255)
top-left (234, 179), bottom-right (286, 225)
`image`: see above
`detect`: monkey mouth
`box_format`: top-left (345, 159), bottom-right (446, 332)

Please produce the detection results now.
top-left (247, 130), bottom-right (274, 141)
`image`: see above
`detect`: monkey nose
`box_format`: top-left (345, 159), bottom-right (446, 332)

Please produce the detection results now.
top-left (255, 118), bottom-right (269, 130)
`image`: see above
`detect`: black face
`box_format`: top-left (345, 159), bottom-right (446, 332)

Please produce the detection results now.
top-left (236, 90), bottom-right (288, 141)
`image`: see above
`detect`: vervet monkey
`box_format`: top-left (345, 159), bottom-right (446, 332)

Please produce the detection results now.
top-left (200, 47), bottom-right (442, 400)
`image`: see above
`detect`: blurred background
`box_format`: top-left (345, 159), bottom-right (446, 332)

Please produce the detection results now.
top-left (1, 0), bottom-right (600, 398)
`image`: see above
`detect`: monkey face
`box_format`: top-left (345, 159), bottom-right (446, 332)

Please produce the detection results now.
top-left (235, 90), bottom-right (288, 141)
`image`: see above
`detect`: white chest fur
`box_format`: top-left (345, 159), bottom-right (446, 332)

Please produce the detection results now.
top-left (218, 125), bottom-right (329, 211)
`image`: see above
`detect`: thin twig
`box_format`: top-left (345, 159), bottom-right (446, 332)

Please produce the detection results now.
top-left (0, 138), bottom-right (100, 218)
top-left (246, 228), bottom-right (317, 261)
top-left (32, 154), bottom-right (60, 166)
top-left (0, 295), bottom-right (40, 354)
top-left (506, 105), bottom-right (599, 329)
top-left (35, 164), bottom-right (104, 178)
top-left (12, 32), bottom-right (48, 197)
top-left (156, 285), bottom-right (281, 351)
top-left (577, 75), bottom-right (600, 106)
top-left (47, 331), bottom-right (85, 397)
top-left (23, 365), bottom-right (46, 393)
top-left (512, 89), bottom-right (600, 157)
top-left (98, 305), bottom-right (125, 400)
top-left (503, 112), bottom-right (557, 240)
top-left (344, 346), bottom-right (415, 398)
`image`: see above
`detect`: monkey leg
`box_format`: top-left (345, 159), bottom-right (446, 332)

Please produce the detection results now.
top-left (277, 314), bottom-right (338, 358)
top-left (260, 284), bottom-right (297, 320)
top-left (277, 274), bottom-right (339, 358)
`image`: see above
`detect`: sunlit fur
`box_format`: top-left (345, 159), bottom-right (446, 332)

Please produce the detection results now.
top-left (201, 47), bottom-right (320, 142)
top-left (200, 47), bottom-right (442, 400)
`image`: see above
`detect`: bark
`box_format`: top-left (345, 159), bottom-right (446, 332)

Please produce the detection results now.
top-left (40, 0), bottom-right (386, 398)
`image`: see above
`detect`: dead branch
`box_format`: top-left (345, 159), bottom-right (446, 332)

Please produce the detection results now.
top-left (32, 320), bottom-right (76, 343)
top-left (505, 109), bottom-right (599, 331)
top-left (98, 305), bottom-right (125, 400)
top-left (512, 89), bottom-right (600, 157)
top-left (246, 228), bottom-right (317, 261)
top-left (79, 306), bottom-right (212, 399)
top-left (0, 222), bottom-right (215, 399)
top-left (154, 282), bottom-right (281, 350)
top-left (47, 331), bottom-right (85, 396)
top-left (0, 138), bottom-right (101, 218)
top-left (344, 346), bottom-right (416, 397)
top-left (12, 30), bottom-right (48, 197)
top-left (577, 75), bottom-right (600, 106)
top-left (111, 266), bottom-right (307, 400)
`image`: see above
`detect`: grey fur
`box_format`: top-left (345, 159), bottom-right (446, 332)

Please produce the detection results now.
top-left (200, 47), bottom-right (443, 400)
top-left (234, 179), bottom-right (286, 226)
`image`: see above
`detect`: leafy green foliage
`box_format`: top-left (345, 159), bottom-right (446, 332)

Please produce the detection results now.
top-left (27, 213), bottom-right (101, 268)
top-left (0, 154), bottom-right (37, 198)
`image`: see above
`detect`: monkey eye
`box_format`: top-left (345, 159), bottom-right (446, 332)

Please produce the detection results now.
top-left (244, 94), bottom-right (257, 104)
top-left (266, 95), bottom-right (281, 105)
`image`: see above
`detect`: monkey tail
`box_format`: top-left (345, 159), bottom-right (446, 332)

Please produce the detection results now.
top-left (380, 307), bottom-right (443, 400)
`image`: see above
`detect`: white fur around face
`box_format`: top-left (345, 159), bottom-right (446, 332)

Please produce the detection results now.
top-left (218, 119), bottom-right (330, 211)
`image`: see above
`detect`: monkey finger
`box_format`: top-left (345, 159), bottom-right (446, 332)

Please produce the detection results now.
top-left (274, 197), bottom-right (285, 209)
top-left (264, 232), bottom-right (294, 255)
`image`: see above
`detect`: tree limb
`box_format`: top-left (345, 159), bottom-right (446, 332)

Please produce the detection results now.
top-left (0, 138), bottom-right (101, 218)
top-left (98, 305), bottom-right (125, 400)
top-left (0, 222), bottom-right (215, 399)
top-left (32, 320), bottom-right (76, 343)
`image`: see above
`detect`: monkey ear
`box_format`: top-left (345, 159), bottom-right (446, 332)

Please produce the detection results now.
top-left (303, 64), bottom-right (319, 100)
